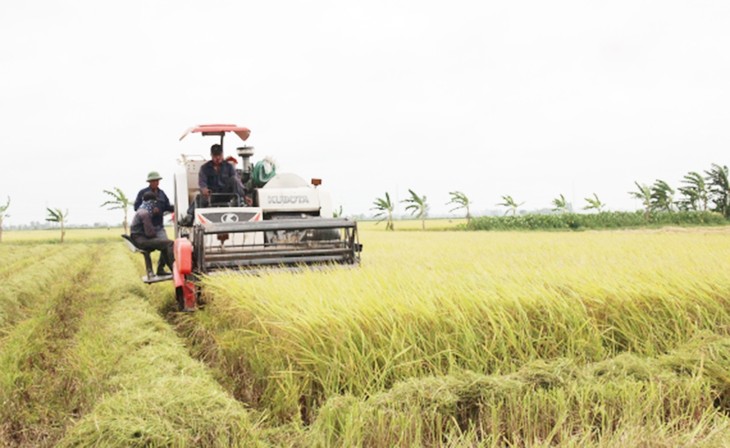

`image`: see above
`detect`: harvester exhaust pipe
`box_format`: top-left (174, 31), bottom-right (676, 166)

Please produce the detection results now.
top-left (237, 146), bottom-right (255, 181)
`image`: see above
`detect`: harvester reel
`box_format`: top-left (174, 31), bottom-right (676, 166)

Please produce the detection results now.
top-left (302, 228), bottom-right (341, 242)
top-left (266, 229), bottom-right (307, 245)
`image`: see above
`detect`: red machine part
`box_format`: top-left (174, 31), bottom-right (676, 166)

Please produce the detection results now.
top-left (181, 281), bottom-right (196, 309)
top-left (178, 124), bottom-right (251, 142)
top-left (174, 238), bottom-right (193, 275)
top-left (173, 238), bottom-right (196, 310)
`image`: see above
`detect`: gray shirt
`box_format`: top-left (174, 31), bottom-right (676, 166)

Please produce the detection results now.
top-left (130, 208), bottom-right (157, 238)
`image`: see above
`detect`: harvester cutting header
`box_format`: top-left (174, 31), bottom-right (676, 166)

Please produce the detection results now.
top-left (128, 124), bottom-right (362, 311)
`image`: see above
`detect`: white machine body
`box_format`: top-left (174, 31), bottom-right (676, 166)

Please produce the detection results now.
top-left (174, 155), bottom-right (334, 252)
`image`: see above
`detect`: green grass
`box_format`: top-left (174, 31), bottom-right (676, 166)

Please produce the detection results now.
top-left (0, 226), bottom-right (172, 244)
top-left (57, 245), bottom-right (263, 447)
top-left (0, 244), bottom-right (94, 331)
top-left (1, 227), bottom-right (123, 243)
top-left (0, 245), bottom-right (65, 279)
top-left (0, 246), bottom-right (100, 445)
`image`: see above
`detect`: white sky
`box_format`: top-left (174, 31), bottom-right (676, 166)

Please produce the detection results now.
top-left (1, 1), bottom-right (729, 225)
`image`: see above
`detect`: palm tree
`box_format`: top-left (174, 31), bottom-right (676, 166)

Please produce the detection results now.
top-left (402, 189), bottom-right (429, 230)
top-left (0, 196), bottom-right (9, 243)
top-left (446, 191), bottom-right (472, 223)
top-left (551, 194), bottom-right (571, 213)
top-left (46, 208), bottom-right (69, 243)
top-left (583, 193), bottom-right (605, 212)
top-left (650, 179), bottom-right (674, 212)
top-left (497, 195), bottom-right (524, 216)
top-left (705, 163), bottom-right (730, 218)
top-left (101, 187), bottom-right (131, 233)
top-left (371, 192), bottom-right (395, 230)
top-left (629, 181), bottom-right (652, 219)
top-left (677, 171), bottom-right (708, 211)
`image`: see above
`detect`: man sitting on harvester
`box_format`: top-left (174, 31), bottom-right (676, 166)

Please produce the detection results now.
top-left (179, 144), bottom-right (248, 226)
top-left (130, 191), bottom-right (175, 276)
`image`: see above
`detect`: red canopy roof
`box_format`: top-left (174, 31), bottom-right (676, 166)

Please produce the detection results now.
top-left (179, 124), bottom-right (251, 142)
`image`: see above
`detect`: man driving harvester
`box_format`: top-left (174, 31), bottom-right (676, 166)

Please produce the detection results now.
top-left (179, 143), bottom-right (248, 226)
top-left (199, 143), bottom-right (247, 206)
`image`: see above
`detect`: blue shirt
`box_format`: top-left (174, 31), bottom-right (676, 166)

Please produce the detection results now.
top-left (133, 187), bottom-right (173, 229)
top-left (199, 160), bottom-right (237, 193)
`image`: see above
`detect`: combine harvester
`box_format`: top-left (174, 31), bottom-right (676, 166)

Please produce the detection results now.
top-left (129, 124), bottom-right (362, 311)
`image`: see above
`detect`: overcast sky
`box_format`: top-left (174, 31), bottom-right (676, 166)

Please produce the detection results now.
top-left (1, 1), bottom-right (729, 225)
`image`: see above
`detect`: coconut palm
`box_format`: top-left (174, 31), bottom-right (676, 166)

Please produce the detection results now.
top-left (705, 163), bottom-right (730, 218)
top-left (402, 189), bottom-right (429, 230)
top-left (371, 192), bottom-right (395, 230)
top-left (101, 187), bottom-right (131, 233)
top-left (583, 193), bottom-right (605, 212)
top-left (446, 191), bottom-right (472, 223)
top-left (677, 171), bottom-right (708, 211)
top-left (551, 194), bottom-right (570, 213)
top-left (46, 207), bottom-right (69, 243)
top-left (650, 179), bottom-right (674, 213)
top-left (497, 195), bottom-right (524, 216)
top-left (0, 196), bottom-right (9, 243)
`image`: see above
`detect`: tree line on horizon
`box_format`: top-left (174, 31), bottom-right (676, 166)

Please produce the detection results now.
top-left (1, 163), bottom-right (728, 240)
top-left (371, 163), bottom-right (730, 230)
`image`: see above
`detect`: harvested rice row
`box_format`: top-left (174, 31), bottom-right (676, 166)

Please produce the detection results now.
top-left (0, 245), bottom-right (64, 279)
top-left (0, 230), bottom-right (120, 244)
top-left (0, 244), bottom-right (93, 333)
top-left (308, 331), bottom-right (730, 447)
top-left (0, 245), bottom-right (101, 446)
top-left (55, 244), bottom-right (263, 447)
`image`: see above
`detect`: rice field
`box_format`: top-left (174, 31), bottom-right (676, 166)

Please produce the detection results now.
top-left (2, 225), bottom-right (730, 446)
top-left (0, 227), bottom-right (121, 243)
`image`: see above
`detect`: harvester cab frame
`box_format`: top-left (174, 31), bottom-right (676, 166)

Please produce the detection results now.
top-left (165, 124), bottom-right (361, 312)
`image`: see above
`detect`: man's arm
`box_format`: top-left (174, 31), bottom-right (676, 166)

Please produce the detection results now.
top-left (160, 190), bottom-right (175, 213)
top-left (198, 163), bottom-right (211, 197)
top-left (133, 189), bottom-right (145, 211)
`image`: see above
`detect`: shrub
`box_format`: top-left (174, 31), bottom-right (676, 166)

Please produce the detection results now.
top-left (465, 211), bottom-right (726, 231)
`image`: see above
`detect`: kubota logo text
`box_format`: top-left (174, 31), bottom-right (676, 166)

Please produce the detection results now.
top-left (221, 213), bottom-right (239, 223)
top-left (268, 195), bottom-right (310, 204)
